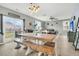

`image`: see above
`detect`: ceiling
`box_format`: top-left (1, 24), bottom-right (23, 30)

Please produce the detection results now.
top-left (0, 3), bottom-right (79, 21)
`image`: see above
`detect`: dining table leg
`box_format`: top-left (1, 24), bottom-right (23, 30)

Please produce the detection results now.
top-left (38, 52), bottom-right (43, 56)
top-left (25, 46), bottom-right (33, 56)
top-left (15, 42), bottom-right (21, 49)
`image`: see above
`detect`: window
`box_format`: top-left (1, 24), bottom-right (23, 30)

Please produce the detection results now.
top-left (34, 20), bottom-right (41, 30)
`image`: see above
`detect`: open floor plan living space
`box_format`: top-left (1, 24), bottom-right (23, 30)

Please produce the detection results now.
top-left (0, 3), bottom-right (79, 56)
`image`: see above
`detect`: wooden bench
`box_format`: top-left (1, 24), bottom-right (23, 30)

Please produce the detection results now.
top-left (23, 41), bottom-right (55, 56)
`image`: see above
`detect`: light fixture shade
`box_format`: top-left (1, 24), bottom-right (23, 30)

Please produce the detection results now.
top-left (28, 3), bottom-right (40, 13)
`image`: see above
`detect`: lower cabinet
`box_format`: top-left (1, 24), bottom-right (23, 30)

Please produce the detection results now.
top-left (67, 31), bottom-right (75, 42)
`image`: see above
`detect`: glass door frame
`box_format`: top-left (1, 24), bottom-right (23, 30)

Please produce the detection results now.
top-left (0, 14), bottom-right (3, 35)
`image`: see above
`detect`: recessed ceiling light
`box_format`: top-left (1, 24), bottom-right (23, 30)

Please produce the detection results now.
top-left (43, 14), bottom-right (47, 16)
top-left (15, 9), bottom-right (18, 10)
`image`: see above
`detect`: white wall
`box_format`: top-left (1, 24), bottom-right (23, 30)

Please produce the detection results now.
top-left (45, 20), bottom-right (71, 35)
top-left (45, 21), bottom-right (63, 32)
top-left (24, 16), bottom-right (35, 30)
top-left (0, 5), bottom-right (44, 43)
top-left (0, 5), bottom-right (43, 30)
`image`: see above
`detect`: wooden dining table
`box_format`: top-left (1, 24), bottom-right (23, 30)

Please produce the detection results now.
top-left (18, 33), bottom-right (56, 42)
top-left (17, 33), bottom-right (56, 56)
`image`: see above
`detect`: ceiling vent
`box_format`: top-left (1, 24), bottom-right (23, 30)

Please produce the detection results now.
top-left (49, 16), bottom-right (55, 20)
top-left (8, 13), bottom-right (20, 19)
top-left (49, 16), bottom-right (58, 21)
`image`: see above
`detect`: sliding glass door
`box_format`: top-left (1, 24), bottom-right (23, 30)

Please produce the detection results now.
top-left (3, 16), bottom-right (23, 43)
